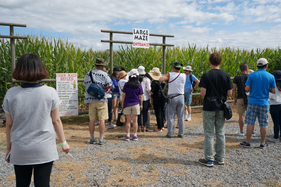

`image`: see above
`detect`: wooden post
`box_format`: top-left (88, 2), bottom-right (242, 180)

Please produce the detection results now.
top-left (10, 26), bottom-right (15, 86)
top-left (162, 36), bottom-right (166, 74)
top-left (110, 32), bottom-right (113, 75)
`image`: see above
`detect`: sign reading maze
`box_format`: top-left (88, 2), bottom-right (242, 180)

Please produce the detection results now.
top-left (133, 28), bottom-right (149, 48)
top-left (56, 73), bottom-right (78, 117)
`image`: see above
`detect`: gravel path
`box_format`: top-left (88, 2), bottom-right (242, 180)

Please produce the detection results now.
top-left (1, 113), bottom-right (281, 186)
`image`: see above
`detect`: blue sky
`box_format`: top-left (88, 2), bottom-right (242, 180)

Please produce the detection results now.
top-left (1, 0), bottom-right (281, 50)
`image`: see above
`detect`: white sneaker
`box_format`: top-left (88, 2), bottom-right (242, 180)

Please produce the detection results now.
top-left (108, 124), bottom-right (116, 129)
top-left (267, 138), bottom-right (279, 143)
top-left (236, 131), bottom-right (245, 136)
top-left (187, 115), bottom-right (191, 121)
top-left (105, 125), bottom-right (109, 132)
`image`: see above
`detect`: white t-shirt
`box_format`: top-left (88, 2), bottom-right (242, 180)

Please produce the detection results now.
top-left (269, 88), bottom-right (281, 105)
top-left (118, 79), bottom-right (127, 101)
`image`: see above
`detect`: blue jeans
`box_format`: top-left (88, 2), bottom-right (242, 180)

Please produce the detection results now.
top-left (138, 100), bottom-right (149, 127)
top-left (270, 105), bottom-right (281, 139)
top-left (107, 98), bottom-right (112, 122)
top-left (203, 110), bottom-right (225, 162)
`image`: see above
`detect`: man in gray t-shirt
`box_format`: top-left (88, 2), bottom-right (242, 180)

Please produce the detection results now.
top-left (83, 58), bottom-right (112, 145)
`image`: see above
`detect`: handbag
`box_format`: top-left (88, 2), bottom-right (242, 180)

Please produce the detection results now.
top-left (86, 71), bottom-right (105, 100)
top-left (117, 110), bottom-right (125, 126)
top-left (206, 72), bottom-right (232, 120)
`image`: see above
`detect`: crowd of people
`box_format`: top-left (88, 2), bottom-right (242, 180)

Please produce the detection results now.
top-left (2, 52), bottom-right (281, 186)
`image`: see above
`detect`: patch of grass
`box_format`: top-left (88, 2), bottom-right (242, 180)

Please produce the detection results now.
top-left (149, 167), bottom-right (154, 171)
top-left (261, 180), bottom-right (281, 187)
top-left (61, 114), bottom-right (89, 125)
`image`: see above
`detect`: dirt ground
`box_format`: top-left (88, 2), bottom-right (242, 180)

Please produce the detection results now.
top-left (0, 106), bottom-right (275, 186)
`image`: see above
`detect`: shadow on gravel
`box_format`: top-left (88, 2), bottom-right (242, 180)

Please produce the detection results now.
top-left (114, 155), bottom-right (199, 166)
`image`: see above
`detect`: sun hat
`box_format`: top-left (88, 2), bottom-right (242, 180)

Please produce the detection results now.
top-left (113, 67), bottom-right (121, 71)
top-left (137, 66), bottom-right (146, 75)
top-left (118, 70), bottom-right (127, 79)
top-left (95, 58), bottom-right (107, 66)
top-left (273, 70), bottom-right (281, 81)
top-left (183, 66), bottom-right (193, 71)
top-left (256, 58), bottom-right (268, 67)
top-left (152, 67), bottom-right (160, 72)
top-left (128, 69), bottom-right (139, 78)
top-left (149, 69), bottom-right (161, 80)
top-left (248, 69), bottom-right (254, 74)
top-left (172, 62), bottom-right (183, 68)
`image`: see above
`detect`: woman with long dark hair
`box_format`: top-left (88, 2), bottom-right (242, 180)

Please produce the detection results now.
top-left (122, 69), bottom-right (143, 141)
top-left (268, 70), bottom-right (281, 142)
top-left (3, 53), bottom-right (70, 186)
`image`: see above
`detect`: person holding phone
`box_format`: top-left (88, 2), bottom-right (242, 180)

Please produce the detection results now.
top-left (3, 53), bottom-right (70, 187)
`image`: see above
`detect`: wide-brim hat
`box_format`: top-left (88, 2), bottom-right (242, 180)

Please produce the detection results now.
top-left (149, 69), bottom-right (161, 80)
top-left (118, 70), bottom-right (127, 79)
top-left (95, 58), bottom-right (107, 66)
top-left (172, 62), bottom-right (183, 69)
top-left (257, 58), bottom-right (268, 67)
top-left (274, 70), bottom-right (281, 81)
top-left (137, 66), bottom-right (146, 75)
top-left (183, 65), bottom-right (193, 71)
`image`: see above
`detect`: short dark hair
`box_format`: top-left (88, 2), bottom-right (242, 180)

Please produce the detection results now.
top-left (209, 52), bottom-right (222, 66)
top-left (258, 64), bottom-right (267, 69)
top-left (13, 53), bottom-right (49, 81)
top-left (173, 67), bottom-right (181, 71)
top-left (240, 63), bottom-right (248, 72)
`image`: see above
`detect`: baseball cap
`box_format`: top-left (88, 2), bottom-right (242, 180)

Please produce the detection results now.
top-left (256, 58), bottom-right (268, 67)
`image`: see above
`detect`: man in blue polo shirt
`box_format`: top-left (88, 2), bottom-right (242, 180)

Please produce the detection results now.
top-left (240, 58), bottom-right (276, 149)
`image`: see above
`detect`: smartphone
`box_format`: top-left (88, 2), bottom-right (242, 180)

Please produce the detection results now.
top-left (5, 150), bottom-right (11, 162)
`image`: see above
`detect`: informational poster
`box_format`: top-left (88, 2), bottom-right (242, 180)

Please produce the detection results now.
top-left (133, 28), bottom-right (149, 48)
top-left (56, 73), bottom-right (78, 117)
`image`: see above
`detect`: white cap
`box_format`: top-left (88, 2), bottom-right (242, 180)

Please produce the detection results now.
top-left (257, 58), bottom-right (268, 66)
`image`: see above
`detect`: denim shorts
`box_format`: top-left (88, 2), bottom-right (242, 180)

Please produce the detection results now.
top-left (184, 92), bottom-right (192, 105)
top-left (245, 104), bottom-right (269, 127)
top-left (112, 92), bottom-right (120, 99)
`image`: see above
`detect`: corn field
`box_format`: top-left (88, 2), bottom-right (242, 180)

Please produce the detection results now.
top-left (1, 36), bottom-right (281, 106)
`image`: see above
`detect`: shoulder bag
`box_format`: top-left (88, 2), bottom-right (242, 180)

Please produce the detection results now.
top-left (206, 72), bottom-right (232, 120)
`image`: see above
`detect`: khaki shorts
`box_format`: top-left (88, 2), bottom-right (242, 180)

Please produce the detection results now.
top-left (237, 98), bottom-right (247, 115)
top-left (89, 101), bottom-right (108, 121)
top-left (123, 104), bottom-right (140, 115)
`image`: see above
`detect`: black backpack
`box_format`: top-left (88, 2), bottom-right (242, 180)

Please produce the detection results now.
top-left (156, 81), bottom-right (168, 102)
top-left (189, 74), bottom-right (196, 91)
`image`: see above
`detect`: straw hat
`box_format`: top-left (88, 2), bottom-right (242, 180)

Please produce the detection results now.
top-left (118, 70), bottom-right (127, 79)
top-left (149, 69), bottom-right (161, 80)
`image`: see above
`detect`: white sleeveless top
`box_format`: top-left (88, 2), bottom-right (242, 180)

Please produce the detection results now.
top-left (168, 72), bottom-right (186, 95)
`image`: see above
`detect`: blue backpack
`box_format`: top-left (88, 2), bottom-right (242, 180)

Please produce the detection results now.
top-left (86, 71), bottom-right (105, 100)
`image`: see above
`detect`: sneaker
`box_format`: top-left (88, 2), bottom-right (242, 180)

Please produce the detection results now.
top-left (260, 143), bottom-right (268, 149)
top-left (166, 134), bottom-right (172, 138)
top-left (199, 159), bottom-right (213, 167)
top-left (132, 135), bottom-right (138, 141)
top-left (162, 127), bottom-right (164, 130)
top-left (214, 159), bottom-right (225, 165)
top-left (154, 128), bottom-right (162, 132)
top-left (98, 139), bottom-right (107, 145)
top-left (108, 124), bottom-right (116, 129)
top-left (239, 141), bottom-right (251, 148)
top-left (125, 135), bottom-right (131, 141)
top-left (95, 121), bottom-right (100, 126)
top-left (267, 138), bottom-right (279, 143)
top-left (236, 131), bottom-right (245, 136)
top-left (90, 138), bottom-right (99, 144)
top-left (104, 125), bottom-right (109, 132)
top-left (187, 116), bottom-right (191, 121)
top-left (178, 135), bottom-right (183, 138)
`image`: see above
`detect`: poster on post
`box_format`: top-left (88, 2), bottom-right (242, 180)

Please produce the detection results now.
top-left (133, 28), bottom-right (149, 48)
top-left (56, 73), bottom-right (78, 117)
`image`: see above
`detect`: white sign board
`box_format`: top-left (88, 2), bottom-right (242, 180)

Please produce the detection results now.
top-left (56, 73), bottom-right (78, 117)
top-left (133, 28), bottom-right (149, 48)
